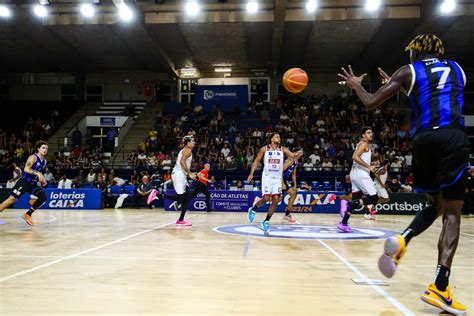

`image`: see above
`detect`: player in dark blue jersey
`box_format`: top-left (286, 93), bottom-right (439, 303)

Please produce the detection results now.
top-left (0, 141), bottom-right (49, 226)
top-left (338, 34), bottom-right (469, 314)
top-left (281, 157), bottom-right (298, 224)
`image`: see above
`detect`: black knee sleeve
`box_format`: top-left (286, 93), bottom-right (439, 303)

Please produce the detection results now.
top-left (32, 190), bottom-right (46, 209)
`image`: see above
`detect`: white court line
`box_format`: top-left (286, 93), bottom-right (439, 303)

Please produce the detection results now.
top-left (318, 239), bottom-right (414, 316)
top-left (1, 254), bottom-right (474, 270)
top-left (377, 218), bottom-right (474, 237)
top-left (0, 214), bottom-right (198, 283)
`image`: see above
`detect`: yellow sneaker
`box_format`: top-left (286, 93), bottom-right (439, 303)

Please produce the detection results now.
top-left (421, 283), bottom-right (466, 314)
top-left (21, 213), bottom-right (34, 226)
top-left (378, 235), bottom-right (406, 278)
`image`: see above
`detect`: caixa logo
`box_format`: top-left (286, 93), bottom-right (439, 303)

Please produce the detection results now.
top-left (193, 201), bottom-right (207, 209)
top-left (48, 191), bottom-right (86, 208)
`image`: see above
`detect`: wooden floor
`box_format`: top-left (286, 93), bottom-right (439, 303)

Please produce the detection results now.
top-left (0, 209), bottom-right (473, 316)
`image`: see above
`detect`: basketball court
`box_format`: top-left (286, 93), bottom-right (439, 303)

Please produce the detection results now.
top-left (1, 209), bottom-right (473, 315)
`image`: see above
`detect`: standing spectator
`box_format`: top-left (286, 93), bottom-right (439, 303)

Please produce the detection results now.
top-left (72, 126), bottom-right (82, 148)
top-left (106, 127), bottom-right (118, 152)
top-left (94, 175), bottom-right (108, 209)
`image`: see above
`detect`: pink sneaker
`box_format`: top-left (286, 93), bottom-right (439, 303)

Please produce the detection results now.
top-left (337, 222), bottom-right (352, 233)
top-left (282, 214), bottom-right (298, 224)
top-left (176, 220), bottom-right (192, 227)
top-left (339, 199), bottom-right (348, 218)
top-left (147, 189), bottom-right (158, 205)
top-left (328, 194), bottom-right (337, 203)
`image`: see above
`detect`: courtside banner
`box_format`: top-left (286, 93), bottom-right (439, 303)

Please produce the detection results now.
top-left (374, 193), bottom-right (428, 214)
top-left (13, 188), bottom-right (102, 210)
top-left (164, 190), bottom-right (343, 213)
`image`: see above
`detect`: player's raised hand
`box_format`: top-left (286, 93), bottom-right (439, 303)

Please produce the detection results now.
top-left (338, 65), bottom-right (366, 89)
top-left (378, 67), bottom-right (391, 85)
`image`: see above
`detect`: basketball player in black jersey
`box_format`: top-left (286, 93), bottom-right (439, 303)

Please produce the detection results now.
top-left (338, 34), bottom-right (469, 314)
top-left (0, 141), bottom-right (49, 226)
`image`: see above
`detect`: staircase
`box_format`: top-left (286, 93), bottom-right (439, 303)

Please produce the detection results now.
top-left (47, 103), bottom-right (100, 155)
top-left (110, 103), bottom-right (160, 167)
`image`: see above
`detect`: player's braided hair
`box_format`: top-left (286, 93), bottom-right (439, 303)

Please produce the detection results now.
top-left (405, 34), bottom-right (444, 56)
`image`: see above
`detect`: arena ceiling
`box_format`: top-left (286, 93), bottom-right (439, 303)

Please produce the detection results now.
top-left (0, 0), bottom-right (473, 76)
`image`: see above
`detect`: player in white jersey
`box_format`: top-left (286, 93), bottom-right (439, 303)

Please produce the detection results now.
top-left (148, 135), bottom-right (196, 227)
top-left (338, 127), bottom-right (380, 232)
top-left (247, 133), bottom-right (302, 232)
top-left (364, 158), bottom-right (391, 220)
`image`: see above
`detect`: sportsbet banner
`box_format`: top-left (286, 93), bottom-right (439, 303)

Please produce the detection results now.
top-left (164, 190), bottom-right (428, 214)
top-left (13, 188), bottom-right (101, 210)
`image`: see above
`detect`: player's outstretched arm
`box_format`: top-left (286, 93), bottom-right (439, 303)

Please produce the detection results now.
top-left (338, 65), bottom-right (411, 110)
top-left (283, 147), bottom-right (303, 160)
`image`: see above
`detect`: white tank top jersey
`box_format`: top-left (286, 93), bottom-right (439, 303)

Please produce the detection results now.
top-left (262, 145), bottom-right (284, 179)
top-left (351, 142), bottom-right (372, 178)
top-left (173, 148), bottom-right (192, 175)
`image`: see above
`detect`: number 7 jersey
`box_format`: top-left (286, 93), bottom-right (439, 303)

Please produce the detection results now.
top-left (407, 58), bottom-right (466, 137)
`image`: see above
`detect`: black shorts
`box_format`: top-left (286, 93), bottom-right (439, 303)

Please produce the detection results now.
top-left (412, 127), bottom-right (470, 199)
top-left (10, 178), bottom-right (42, 199)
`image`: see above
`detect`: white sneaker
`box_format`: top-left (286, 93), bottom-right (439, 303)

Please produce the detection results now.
top-left (364, 213), bottom-right (376, 220)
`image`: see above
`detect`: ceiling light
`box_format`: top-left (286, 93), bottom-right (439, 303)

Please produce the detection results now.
top-left (439, 0), bottom-right (456, 13)
top-left (80, 3), bottom-right (95, 18)
top-left (185, 1), bottom-right (200, 17)
top-left (39, 0), bottom-right (50, 5)
top-left (365, 0), bottom-right (381, 11)
top-left (33, 4), bottom-right (48, 18)
top-left (306, 0), bottom-right (317, 12)
top-left (0, 5), bottom-right (11, 17)
top-left (215, 67), bottom-right (232, 73)
top-left (118, 4), bottom-right (133, 21)
top-left (246, 1), bottom-right (259, 14)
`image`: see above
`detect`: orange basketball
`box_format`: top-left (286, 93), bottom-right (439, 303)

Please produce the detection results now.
top-left (282, 68), bottom-right (308, 93)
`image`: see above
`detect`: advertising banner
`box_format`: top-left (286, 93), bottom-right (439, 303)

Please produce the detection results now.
top-left (13, 188), bottom-right (102, 210)
top-left (194, 85), bottom-right (248, 111)
top-left (165, 190), bottom-right (427, 215)
top-left (100, 117), bottom-right (116, 126)
top-left (164, 190), bottom-right (342, 213)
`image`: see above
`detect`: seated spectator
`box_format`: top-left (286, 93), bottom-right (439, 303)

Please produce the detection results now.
top-left (43, 168), bottom-right (55, 184)
top-left (147, 152), bottom-right (158, 167)
top-left (163, 170), bottom-right (171, 182)
top-left (390, 159), bottom-right (402, 172)
top-left (303, 159), bottom-right (314, 172)
top-left (130, 170), bottom-right (140, 185)
top-left (58, 174), bottom-right (72, 189)
top-left (72, 176), bottom-right (84, 188)
top-left (236, 180), bottom-right (244, 190)
top-left (387, 178), bottom-right (402, 193)
top-left (137, 151), bottom-right (147, 166)
top-left (133, 176), bottom-right (157, 208)
top-left (86, 169), bottom-right (96, 184)
top-left (161, 155), bottom-right (172, 171)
